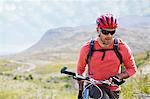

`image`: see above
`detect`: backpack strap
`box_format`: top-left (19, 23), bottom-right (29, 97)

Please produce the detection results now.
top-left (86, 39), bottom-right (94, 76)
top-left (114, 38), bottom-right (123, 64)
top-left (86, 39), bottom-right (94, 64)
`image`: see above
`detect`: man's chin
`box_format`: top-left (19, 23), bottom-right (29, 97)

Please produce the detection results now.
top-left (104, 41), bottom-right (112, 45)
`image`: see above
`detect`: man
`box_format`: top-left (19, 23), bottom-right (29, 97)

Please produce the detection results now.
top-left (76, 14), bottom-right (137, 99)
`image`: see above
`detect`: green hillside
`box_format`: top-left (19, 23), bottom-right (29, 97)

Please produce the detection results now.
top-left (0, 51), bottom-right (149, 99)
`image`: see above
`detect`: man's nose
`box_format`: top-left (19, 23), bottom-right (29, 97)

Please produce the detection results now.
top-left (107, 33), bottom-right (112, 37)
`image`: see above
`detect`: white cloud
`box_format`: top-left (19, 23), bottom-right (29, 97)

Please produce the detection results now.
top-left (4, 3), bottom-right (17, 11)
top-left (0, 0), bottom-right (149, 55)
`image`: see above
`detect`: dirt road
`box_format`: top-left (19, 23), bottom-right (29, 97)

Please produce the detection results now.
top-left (10, 60), bottom-right (36, 74)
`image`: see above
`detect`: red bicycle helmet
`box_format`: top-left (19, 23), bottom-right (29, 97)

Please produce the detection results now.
top-left (96, 14), bottom-right (118, 29)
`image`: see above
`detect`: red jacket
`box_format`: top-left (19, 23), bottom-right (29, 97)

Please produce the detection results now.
top-left (76, 38), bottom-right (137, 91)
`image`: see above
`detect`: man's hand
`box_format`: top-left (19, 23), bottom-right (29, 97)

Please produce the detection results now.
top-left (110, 76), bottom-right (125, 85)
top-left (78, 90), bottom-right (83, 99)
top-left (110, 72), bottom-right (129, 85)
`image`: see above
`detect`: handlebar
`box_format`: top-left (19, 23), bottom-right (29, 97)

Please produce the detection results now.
top-left (60, 67), bottom-right (121, 86)
top-left (60, 67), bottom-right (125, 99)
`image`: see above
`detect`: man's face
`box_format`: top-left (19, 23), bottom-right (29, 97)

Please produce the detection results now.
top-left (98, 28), bottom-right (116, 45)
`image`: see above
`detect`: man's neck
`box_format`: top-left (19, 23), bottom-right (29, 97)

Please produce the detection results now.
top-left (97, 37), bottom-right (112, 49)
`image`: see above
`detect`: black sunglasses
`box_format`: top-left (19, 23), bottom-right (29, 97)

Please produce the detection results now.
top-left (101, 29), bottom-right (116, 35)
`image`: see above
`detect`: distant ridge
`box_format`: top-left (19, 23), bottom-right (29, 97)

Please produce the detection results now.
top-left (15, 16), bottom-right (150, 63)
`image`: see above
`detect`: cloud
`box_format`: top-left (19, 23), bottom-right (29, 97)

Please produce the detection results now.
top-left (0, 0), bottom-right (149, 55)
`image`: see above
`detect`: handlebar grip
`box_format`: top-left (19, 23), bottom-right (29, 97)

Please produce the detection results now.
top-left (118, 79), bottom-right (125, 85)
top-left (63, 71), bottom-right (76, 76)
top-left (60, 67), bottom-right (76, 76)
top-left (60, 67), bottom-right (67, 73)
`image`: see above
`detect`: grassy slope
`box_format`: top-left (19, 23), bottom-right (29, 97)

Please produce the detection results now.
top-left (121, 74), bottom-right (150, 99)
top-left (121, 51), bottom-right (150, 98)
top-left (0, 51), bottom-right (149, 99)
top-left (0, 59), bottom-right (21, 73)
top-left (0, 61), bottom-right (78, 99)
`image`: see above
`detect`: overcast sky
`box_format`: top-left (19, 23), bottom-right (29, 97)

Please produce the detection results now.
top-left (0, 0), bottom-right (149, 55)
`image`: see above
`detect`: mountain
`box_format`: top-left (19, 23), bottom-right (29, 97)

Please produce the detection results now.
top-left (26, 25), bottom-right (96, 52)
top-left (118, 15), bottom-right (150, 28)
top-left (14, 16), bottom-right (150, 63)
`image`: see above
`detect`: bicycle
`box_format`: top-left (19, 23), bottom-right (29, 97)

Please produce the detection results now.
top-left (60, 66), bottom-right (125, 99)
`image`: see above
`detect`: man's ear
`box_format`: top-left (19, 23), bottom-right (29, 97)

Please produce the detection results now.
top-left (96, 27), bottom-right (99, 33)
top-left (98, 34), bottom-right (101, 37)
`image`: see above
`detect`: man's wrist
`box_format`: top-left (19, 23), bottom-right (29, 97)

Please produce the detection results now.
top-left (116, 71), bottom-right (129, 80)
